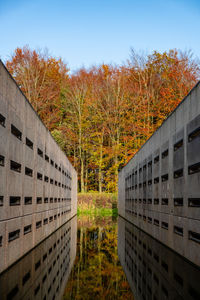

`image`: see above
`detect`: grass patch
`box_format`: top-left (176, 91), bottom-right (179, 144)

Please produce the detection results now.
top-left (77, 207), bottom-right (118, 217)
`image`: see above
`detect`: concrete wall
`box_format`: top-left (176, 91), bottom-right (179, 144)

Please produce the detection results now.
top-left (0, 61), bottom-right (77, 273)
top-left (0, 216), bottom-right (77, 300)
top-left (118, 81), bottom-right (200, 266)
top-left (118, 217), bottom-right (200, 300)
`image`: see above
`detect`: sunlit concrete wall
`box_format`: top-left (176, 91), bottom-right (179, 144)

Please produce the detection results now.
top-left (118, 81), bottom-right (200, 266)
top-left (0, 61), bottom-right (77, 273)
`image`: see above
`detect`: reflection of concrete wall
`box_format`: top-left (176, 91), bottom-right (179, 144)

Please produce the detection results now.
top-left (0, 216), bottom-right (77, 300)
top-left (0, 61), bottom-right (77, 273)
top-left (118, 82), bottom-right (200, 266)
top-left (118, 217), bottom-right (200, 300)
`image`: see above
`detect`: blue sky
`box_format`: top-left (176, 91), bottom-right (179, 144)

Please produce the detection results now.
top-left (0, 0), bottom-right (200, 72)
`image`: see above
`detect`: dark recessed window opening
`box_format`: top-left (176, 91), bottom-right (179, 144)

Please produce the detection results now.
top-left (188, 231), bottom-right (200, 244)
top-left (49, 216), bottom-right (53, 222)
top-left (148, 217), bottom-right (152, 223)
top-left (55, 163), bottom-right (58, 169)
top-left (24, 197), bottom-right (32, 205)
top-left (188, 162), bottom-right (200, 175)
top-left (162, 285), bottom-right (168, 298)
top-left (174, 272), bottom-right (183, 286)
top-left (0, 113), bottom-right (6, 127)
top-left (0, 196), bottom-right (3, 206)
top-left (0, 155), bottom-right (5, 166)
top-left (54, 198), bottom-right (57, 203)
top-left (154, 198), bottom-right (159, 205)
top-left (174, 226), bottom-right (183, 236)
top-left (188, 198), bottom-right (200, 207)
top-left (35, 260), bottom-right (41, 271)
top-left (45, 154), bottom-right (49, 162)
top-left (25, 166), bottom-right (33, 177)
top-left (44, 197), bottom-right (48, 203)
top-left (174, 198), bottom-right (183, 206)
top-left (37, 172), bottom-right (42, 180)
top-left (188, 127), bottom-right (200, 142)
top-left (22, 271), bottom-right (31, 286)
top-left (11, 124), bottom-right (22, 140)
top-left (161, 261), bottom-right (168, 272)
top-left (43, 218), bottom-right (48, 225)
top-left (36, 221), bottom-right (42, 229)
top-left (161, 174), bottom-right (168, 182)
top-left (44, 176), bottom-right (49, 182)
top-left (54, 214), bottom-right (57, 220)
top-left (148, 198), bottom-right (152, 204)
top-left (161, 221), bottom-right (168, 230)
top-left (59, 167), bottom-right (61, 172)
top-left (10, 196), bottom-right (20, 206)
top-left (9, 229), bottom-right (20, 242)
top-left (154, 155), bottom-right (159, 164)
top-left (50, 159), bottom-right (54, 166)
top-left (26, 138), bottom-right (33, 149)
top-left (174, 169), bottom-right (183, 178)
top-left (162, 149), bottom-right (168, 159)
top-left (50, 197), bottom-right (53, 203)
top-left (50, 178), bottom-right (53, 184)
top-left (37, 148), bottom-right (43, 157)
top-left (24, 224), bottom-right (32, 235)
top-left (174, 139), bottom-right (183, 151)
top-left (0, 236), bottom-right (2, 247)
top-left (10, 160), bottom-right (21, 173)
top-left (148, 180), bottom-right (152, 185)
top-left (36, 197), bottom-right (42, 204)
top-left (154, 219), bottom-right (159, 226)
top-left (154, 177), bottom-right (159, 184)
top-left (34, 284), bottom-right (40, 296)
top-left (162, 198), bottom-right (168, 205)
top-left (7, 285), bottom-right (19, 299)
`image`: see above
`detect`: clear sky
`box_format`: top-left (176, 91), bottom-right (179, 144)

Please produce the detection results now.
top-left (0, 0), bottom-right (200, 72)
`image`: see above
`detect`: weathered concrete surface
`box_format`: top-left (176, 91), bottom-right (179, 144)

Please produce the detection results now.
top-left (0, 61), bottom-right (77, 273)
top-left (118, 81), bottom-right (200, 266)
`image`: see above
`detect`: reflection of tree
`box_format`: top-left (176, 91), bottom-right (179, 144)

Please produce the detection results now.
top-left (63, 217), bottom-right (134, 300)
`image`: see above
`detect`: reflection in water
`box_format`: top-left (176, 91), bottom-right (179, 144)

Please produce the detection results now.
top-left (118, 217), bottom-right (200, 300)
top-left (63, 216), bottom-right (134, 300)
top-left (0, 216), bottom-right (77, 300)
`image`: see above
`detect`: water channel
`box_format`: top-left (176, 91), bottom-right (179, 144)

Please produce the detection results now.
top-left (0, 215), bottom-right (200, 300)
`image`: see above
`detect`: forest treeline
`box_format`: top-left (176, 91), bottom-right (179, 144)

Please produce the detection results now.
top-left (6, 46), bottom-right (200, 192)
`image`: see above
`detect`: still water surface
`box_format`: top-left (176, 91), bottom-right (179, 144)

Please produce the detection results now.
top-left (0, 215), bottom-right (200, 300)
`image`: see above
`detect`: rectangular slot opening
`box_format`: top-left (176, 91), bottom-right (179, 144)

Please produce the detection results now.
top-left (36, 221), bottom-right (42, 229)
top-left (148, 198), bottom-right (152, 204)
top-left (7, 285), bottom-right (19, 299)
top-left (154, 198), bottom-right (159, 205)
top-left (55, 180), bottom-right (58, 186)
top-left (0, 113), bottom-right (6, 127)
top-left (44, 197), bottom-right (48, 203)
top-left (10, 160), bottom-right (21, 173)
top-left (148, 217), bottom-right (152, 223)
top-left (174, 198), bottom-right (183, 206)
top-left (50, 159), bottom-right (54, 166)
top-left (188, 162), bottom-right (200, 175)
top-left (148, 180), bottom-right (152, 185)
top-left (188, 198), bottom-right (200, 207)
top-left (162, 149), bottom-right (168, 159)
top-left (154, 155), bottom-right (159, 164)
top-left (174, 169), bottom-right (183, 178)
top-left (0, 196), bottom-right (3, 206)
top-left (36, 197), bottom-right (42, 204)
top-left (50, 197), bottom-right (53, 203)
top-left (188, 127), bottom-right (200, 142)
top-left (25, 166), bottom-right (33, 177)
top-left (174, 226), bottom-right (183, 236)
top-left (188, 231), bottom-right (200, 244)
top-left (24, 197), bottom-right (32, 205)
top-left (10, 196), bottom-right (20, 206)
top-left (35, 260), bottom-right (41, 271)
top-left (161, 221), bottom-right (168, 230)
top-left (37, 172), bottom-right (43, 180)
top-left (174, 139), bottom-right (183, 151)
top-left (55, 163), bottom-right (58, 169)
top-left (154, 177), bottom-right (159, 184)
top-left (162, 198), bottom-right (168, 205)
top-left (154, 219), bottom-right (159, 226)
top-left (161, 174), bottom-right (168, 182)
top-left (0, 236), bottom-right (2, 246)
top-left (37, 148), bottom-right (43, 157)
top-left (50, 178), bottom-right (53, 184)
top-left (174, 272), bottom-right (183, 286)
top-left (43, 218), bottom-right (48, 225)
top-left (9, 229), bottom-right (20, 242)
top-left (44, 176), bottom-right (49, 182)
top-left (11, 124), bottom-right (22, 140)
top-left (22, 271), bottom-right (31, 286)
top-left (45, 154), bottom-right (49, 162)
top-left (49, 216), bottom-right (53, 222)
top-left (26, 138), bottom-right (33, 149)
top-left (0, 155), bottom-right (5, 166)
top-left (24, 224), bottom-right (32, 235)
top-left (161, 261), bottom-right (168, 272)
